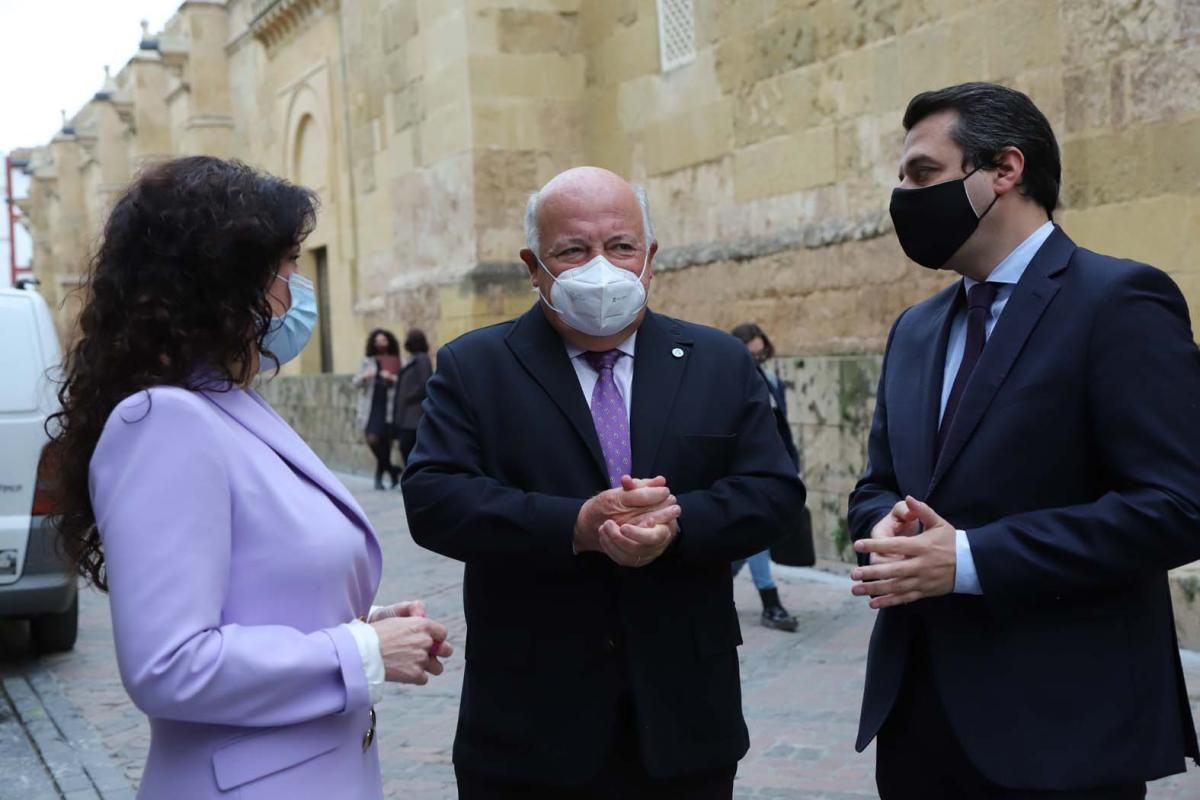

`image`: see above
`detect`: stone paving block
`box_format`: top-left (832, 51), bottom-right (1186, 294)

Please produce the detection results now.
top-left (0, 685), bottom-right (61, 799)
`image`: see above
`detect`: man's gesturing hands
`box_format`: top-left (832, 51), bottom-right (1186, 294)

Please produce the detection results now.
top-left (850, 496), bottom-right (957, 609)
top-left (574, 475), bottom-right (680, 567)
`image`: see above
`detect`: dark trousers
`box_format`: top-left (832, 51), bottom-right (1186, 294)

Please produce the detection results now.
top-left (877, 636), bottom-right (1146, 800)
top-left (365, 431), bottom-right (397, 485)
top-left (456, 697), bottom-right (736, 800)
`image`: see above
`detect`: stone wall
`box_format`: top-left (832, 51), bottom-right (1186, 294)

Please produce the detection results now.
top-left (576, 0), bottom-right (1200, 356)
top-left (779, 353), bottom-right (880, 561)
top-left (20, 0), bottom-right (1200, 359)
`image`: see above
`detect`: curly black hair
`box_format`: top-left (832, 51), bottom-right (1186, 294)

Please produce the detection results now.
top-left (48, 156), bottom-right (318, 590)
top-left (365, 328), bottom-right (400, 357)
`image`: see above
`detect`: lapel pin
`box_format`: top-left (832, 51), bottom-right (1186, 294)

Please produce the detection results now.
top-left (671, 347), bottom-right (685, 359)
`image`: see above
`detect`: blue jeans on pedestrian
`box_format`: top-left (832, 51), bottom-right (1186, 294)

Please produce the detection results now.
top-left (731, 550), bottom-right (775, 591)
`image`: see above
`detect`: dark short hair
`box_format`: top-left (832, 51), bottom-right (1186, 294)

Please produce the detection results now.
top-left (366, 328), bottom-right (399, 356)
top-left (404, 328), bottom-right (429, 354)
top-left (730, 323), bottom-right (773, 359)
top-left (903, 82), bottom-right (1061, 218)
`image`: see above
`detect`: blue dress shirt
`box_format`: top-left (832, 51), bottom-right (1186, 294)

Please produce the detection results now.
top-left (945, 221), bottom-right (1056, 594)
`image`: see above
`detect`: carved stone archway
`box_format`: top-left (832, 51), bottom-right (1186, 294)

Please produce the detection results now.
top-left (283, 82), bottom-right (329, 198)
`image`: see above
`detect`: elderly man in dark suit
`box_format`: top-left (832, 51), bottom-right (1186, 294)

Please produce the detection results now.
top-left (401, 166), bottom-right (805, 799)
top-left (849, 82), bottom-right (1200, 799)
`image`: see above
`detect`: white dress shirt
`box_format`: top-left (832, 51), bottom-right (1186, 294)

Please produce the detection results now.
top-left (566, 332), bottom-right (637, 418)
top-left (944, 221), bottom-right (1055, 595)
top-left (345, 616), bottom-right (385, 704)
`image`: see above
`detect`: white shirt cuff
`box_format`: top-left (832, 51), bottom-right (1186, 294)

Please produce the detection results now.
top-left (954, 529), bottom-right (983, 595)
top-left (344, 619), bottom-right (385, 704)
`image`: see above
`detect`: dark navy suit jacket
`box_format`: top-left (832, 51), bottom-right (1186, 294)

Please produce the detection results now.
top-left (402, 306), bottom-right (806, 785)
top-left (849, 226), bottom-right (1200, 789)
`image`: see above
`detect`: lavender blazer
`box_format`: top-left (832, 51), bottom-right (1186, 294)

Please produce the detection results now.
top-left (89, 385), bottom-right (384, 799)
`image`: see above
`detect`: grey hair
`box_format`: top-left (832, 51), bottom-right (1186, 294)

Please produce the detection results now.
top-left (524, 184), bottom-right (656, 257)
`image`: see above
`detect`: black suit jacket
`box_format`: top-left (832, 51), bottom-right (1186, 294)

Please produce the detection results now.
top-left (401, 306), bottom-right (806, 785)
top-left (849, 226), bottom-right (1200, 790)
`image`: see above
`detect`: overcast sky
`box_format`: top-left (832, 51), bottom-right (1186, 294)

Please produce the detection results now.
top-left (0, 0), bottom-right (183, 286)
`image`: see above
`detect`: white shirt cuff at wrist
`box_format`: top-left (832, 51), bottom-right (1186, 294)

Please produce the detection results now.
top-left (344, 619), bottom-right (385, 704)
top-left (953, 529), bottom-right (983, 595)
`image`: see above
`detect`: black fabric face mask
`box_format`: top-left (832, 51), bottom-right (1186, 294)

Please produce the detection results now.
top-left (889, 168), bottom-right (998, 269)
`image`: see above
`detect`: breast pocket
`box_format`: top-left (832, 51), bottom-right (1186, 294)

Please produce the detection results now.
top-left (670, 434), bottom-right (738, 490)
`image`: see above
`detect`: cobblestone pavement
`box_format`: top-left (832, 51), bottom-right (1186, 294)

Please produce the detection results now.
top-left (3, 472), bottom-right (1200, 799)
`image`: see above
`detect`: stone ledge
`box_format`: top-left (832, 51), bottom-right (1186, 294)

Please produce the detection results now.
top-left (655, 209), bottom-right (892, 272)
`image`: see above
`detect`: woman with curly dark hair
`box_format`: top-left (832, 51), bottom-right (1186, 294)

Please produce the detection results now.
top-left (353, 328), bottom-right (402, 489)
top-left (50, 156), bottom-right (453, 799)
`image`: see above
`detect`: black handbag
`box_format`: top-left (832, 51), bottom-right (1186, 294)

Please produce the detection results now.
top-left (769, 504), bottom-right (816, 567)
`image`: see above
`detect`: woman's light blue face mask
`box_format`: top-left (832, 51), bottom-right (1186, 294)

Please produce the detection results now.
top-left (259, 272), bottom-right (317, 372)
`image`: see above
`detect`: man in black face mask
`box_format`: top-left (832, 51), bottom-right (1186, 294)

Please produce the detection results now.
top-left (847, 82), bottom-right (1200, 799)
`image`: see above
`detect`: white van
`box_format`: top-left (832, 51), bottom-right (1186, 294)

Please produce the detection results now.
top-left (0, 284), bottom-right (76, 652)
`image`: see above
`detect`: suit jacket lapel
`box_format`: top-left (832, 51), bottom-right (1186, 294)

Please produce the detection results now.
top-left (928, 227), bottom-right (1075, 495)
top-left (201, 386), bottom-right (380, 558)
top-left (909, 284), bottom-right (962, 492)
top-left (506, 306), bottom-right (610, 486)
top-left (630, 311), bottom-right (693, 477)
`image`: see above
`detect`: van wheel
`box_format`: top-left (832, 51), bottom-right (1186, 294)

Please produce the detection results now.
top-left (31, 593), bottom-right (78, 653)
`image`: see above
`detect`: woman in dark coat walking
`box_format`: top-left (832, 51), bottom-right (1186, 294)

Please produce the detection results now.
top-left (393, 328), bottom-right (433, 465)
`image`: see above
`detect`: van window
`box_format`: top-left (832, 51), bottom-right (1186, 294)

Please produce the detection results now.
top-left (0, 296), bottom-right (44, 413)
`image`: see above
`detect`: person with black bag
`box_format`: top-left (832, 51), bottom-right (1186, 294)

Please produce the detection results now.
top-left (730, 323), bottom-right (803, 632)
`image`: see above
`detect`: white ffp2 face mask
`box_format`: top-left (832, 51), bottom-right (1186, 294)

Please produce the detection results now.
top-left (535, 252), bottom-right (649, 337)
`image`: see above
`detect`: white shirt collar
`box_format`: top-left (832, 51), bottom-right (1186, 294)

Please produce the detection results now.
top-left (963, 220), bottom-right (1056, 290)
top-left (565, 331), bottom-right (638, 361)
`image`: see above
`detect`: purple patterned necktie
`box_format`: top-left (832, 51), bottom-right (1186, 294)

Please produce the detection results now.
top-left (584, 350), bottom-right (631, 488)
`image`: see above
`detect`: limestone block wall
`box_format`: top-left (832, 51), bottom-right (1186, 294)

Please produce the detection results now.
top-left (571, 0), bottom-right (1200, 358)
top-left (337, 0), bottom-right (483, 346)
top-left (776, 353), bottom-right (881, 562)
top-left (19, 0), bottom-right (1199, 360)
top-left (262, 0), bottom-right (1198, 363)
